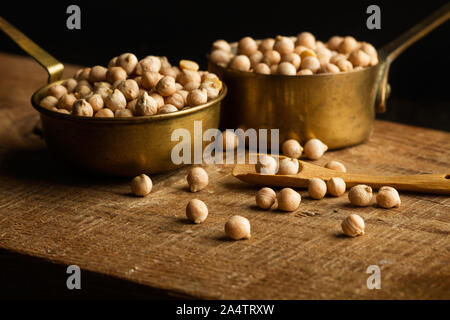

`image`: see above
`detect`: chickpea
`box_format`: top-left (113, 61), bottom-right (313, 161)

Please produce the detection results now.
top-left (348, 185), bottom-right (373, 207)
top-left (94, 81), bottom-right (112, 90)
top-left (126, 99), bottom-right (137, 114)
top-left (177, 70), bottom-right (201, 86)
top-left (95, 87), bottom-right (112, 100)
top-left (229, 55), bottom-right (251, 72)
top-left (187, 89), bottom-right (208, 106)
top-left (116, 79), bottom-right (140, 100)
top-left (108, 56), bottom-right (118, 68)
top-left (184, 81), bottom-right (200, 91)
top-left (262, 50), bottom-right (281, 66)
top-left (325, 160), bottom-right (346, 173)
top-left (341, 214), bottom-right (365, 237)
top-left (299, 48), bottom-right (317, 60)
top-left (89, 65), bottom-right (108, 83)
top-left (187, 166), bottom-right (209, 192)
top-left (297, 69), bottom-right (313, 75)
top-left (117, 53), bottom-right (138, 75)
top-left (179, 59), bottom-right (199, 72)
top-left (57, 93), bottom-right (76, 111)
top-left (141, 71), bottom-right (162, 90)
top-left (106, 66), bottom-right (127, 84)
top-left (255, 154), bottom-right (278, 175)
top-left (376, 186), bottom-right (401, 208)
top-left (210, 49), bottom-right (232, 66)
top-left (199, 82), bottom-right (220, 100)
top-left (273, 36), bottom-right (295, 56)
top-left (277, 188), bottom-right (301, 212)
top-left (104, 89), bottom-right (127, 112)
top-left (316, 47), bottom-right (332, 65)
top-left (254, 63), bottom-right (271, 75)
top-left (135, 56), bottom-right (161, 75)
top-left (212, 39), bottom-right (231, 52)
top-left (277, 158), bottom-right (299, 175)
top-left (156, 76), bottom-right (177, 97)
top-left (294, 45), bottom-right (309, 55)
top-left (369, 55), bottom-right (379, 66)
top-left (237, 36), bottom-right (258, 56)
top-left (304, 138), bottom-right (328, 160)
top-left (348, 50), bottom-right (370, 67)
top-left (327, 36), bottom-right (343, 51)
top-left (300, 56), bottom-right (320, 73)
top-left (115, 108), bottom-right (133, 117)
top-left (360, 42), bottom-right (377, 58)
top-left (282, 139), bottom-right (303, 158)
top-left (249, 51), bottom-right (263, 69)
top-left (338, 36), bottom-right (358, 54)
top-left (258, 38), bottom-right (275, 53)
top-left (48, 84), bottom-right (68, 99)
top-left (94, 108), bottom-right (114, 118)
top-left (186, 199), bottom-right (208, 224)
top-left (296, 32), bottom-right (316, 49)
top-left (56, 109), bottom-right (70, 114)
top-left (158, 104), bottom-right (178, 114)
top-left (280, 53), bottom-right (301, 69)
top-left (277, 62), bottom-right (297, 76)
top-left (74, 84), bottom-right (92, 99)
top-left (222, 130), bottom-right (239, 151)
top-left (308, 178), bottom-right (327, 200)
top-left (150, 92), bottom-right (165, 108)
top-left (326, 177), bottom-right (346, 197)
top-left (319, 63), bottom-right (340, 74)
top-left (75, 67), bottom-right (91, 81)
top-left (135, 92), bottom-right (158, 116)
top-left (160, 66), bottom-right (180, 79)
top-left (130, 174), bottom-right (152, 197)
top-left (72, 99), bottom-right (94, 117)
top-left (270, 65), bottom-right (278, 74)
top-left (159, 56), bottom-right (171, 69)
top-left (39, 96), bottom-right (58, 110)
top-left (330, 53), bottom-right (347, 65)
top-left (336, 59), bottom-right (353, 72)
top-left (63, 78), bottom-right (78, 93)
top-left (255, 187), bottom-right (276, 210)
top-left (225, 215), bottom-right (251, 240)
top-left (165, 92), bottom-right (185, 110)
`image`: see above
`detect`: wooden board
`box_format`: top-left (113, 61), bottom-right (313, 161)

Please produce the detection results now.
top-left (0, 52), bottom-right (449, 299)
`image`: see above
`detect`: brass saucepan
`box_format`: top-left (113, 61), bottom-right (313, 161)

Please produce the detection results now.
top-left (0, 17), bottom-right (227, 177)
top-left (208, 4), bottom-right (449, 149)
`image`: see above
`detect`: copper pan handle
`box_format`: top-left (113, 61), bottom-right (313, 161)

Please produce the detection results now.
top-left (376, 3), bottom-right (450, 113)
top-left (0, 16), bottom-right (64, 84)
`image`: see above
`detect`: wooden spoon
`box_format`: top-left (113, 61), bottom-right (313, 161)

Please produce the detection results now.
top-left (232, 155), bottom-right (450, 195)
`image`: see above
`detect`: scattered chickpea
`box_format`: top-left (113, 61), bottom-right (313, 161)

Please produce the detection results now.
top-left (89, 65), bottom-right (108, 83)
top-left (187, 166), bottom-right (209, 192)
top-left (186, 199), bottom-right (208, 224)
top-left (254, 63), bottom-right (271, 75)
top-left (72, 99), bottom-right (94, 117)
top-left (255, 154), bottom-right (278, 175)
top-left (237, 36), bottom-right (258, 56)
top-left (255, 187), bottom-right (276, 210)
top-left (376, 186), bottom-right (401, 208)
top-left (104, 89), bottom-right (127, 112)
top-left (341, 214), bottom-right (365, 237)
top-left (130, 173), bottom-right (153, 196)
top-left (277, 158), bottom-right (299, 175)
top-left (326, 177), bottom-right (346, 197)
top-left (308, 178), bottom-right (327, 200)
top-left (117, 53), bottom-right (138, 75)
top-left (300, 56), bottom-right (320, 73)
top-left (158, 104), bottom-right (178, 114)
top-left (304, 138), bottom-right (328, 160)
top-left (222, 130), bottom-right (239, 151)
top-left (277, 62), bottom-right (297, 76)
top-left (229, 55), bottom-right (251, 72)
top-left (348, 185), bottom-right (373, 207)
top-left (282, 139), bottom-right (303, 158)
top-left (187, 89), bottom-right (208, 106)
top-left (39, 96), bottom-right (59, 110)
top-left (48, 84), bottom-right (68, 99)
top-left (225, 215), bottom-right (251, 240)
top-left (277, 188), bottom-right (301, 212)
top-left (94, 108), bottom-right (114, 118)
top-left (135, 92), bottom-right (158, 116)
top-left (325, 160), bottom-right (346, 173)
top-left (57, 93), bottom-right (77, 111)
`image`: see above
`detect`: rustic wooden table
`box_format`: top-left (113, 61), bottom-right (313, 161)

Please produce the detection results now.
top-left (0, 52), bottom-right (449, 299)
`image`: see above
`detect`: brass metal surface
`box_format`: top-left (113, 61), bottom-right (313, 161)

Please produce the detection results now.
top-left (208, 3), bottom-right (449, 149)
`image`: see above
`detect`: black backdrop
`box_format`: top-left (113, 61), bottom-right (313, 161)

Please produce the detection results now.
top-left (1, 0), bottom-right (449, 130)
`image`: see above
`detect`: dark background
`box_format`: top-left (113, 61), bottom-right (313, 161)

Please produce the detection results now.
top-left (1, 0), bottom-right (449, 131)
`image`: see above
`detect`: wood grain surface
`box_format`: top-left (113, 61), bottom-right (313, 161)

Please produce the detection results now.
top-left (0, 52), bottom-right (449, 299)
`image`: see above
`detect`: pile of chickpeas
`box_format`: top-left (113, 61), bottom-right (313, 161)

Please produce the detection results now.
top-left (210, 33), bottom-right (378, 75)
top-left (38, 54), bottom-right (223, 117)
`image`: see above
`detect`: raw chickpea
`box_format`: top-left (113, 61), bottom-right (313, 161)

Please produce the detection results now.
top-left (201, 72), bottom-right (220, 84)
top-left (336, 59), bottom-right (353, 72)
top-left (135, 56), bottom-right (161, 75)
top-left (225, 215), bottom-right (251, 240)
top-left (262, 50), bottom-right (281, 66)
top-left (304, 138), bottom-right (328, 160)
top-left (116, 79), bottom-right (140, 101)
top-left (282, 139), bottom-right (303, 158)
top-left (296, 32), bottom-right (316, 49)
top-left (135, 92), bottom-right (158, 116)
top-left (258, 38), bottom-right (275, 53)
top-left (159, 56), bottom-right (171, 69)
top-left (297, 69), bottom-right (313, 75)
top-left (327, 36), bottom-right (343, 51)
top-left (237, 36), bottom-right (258, 56)
top-left (187, 166), bottom-right (209, 192)
top-left (277, 188), bottom-right (301, 212)
top-left (348, 50), bottom-right (370, 67)
top-left (160, 66), bottom-right (180, 79)
top-left (175, 83), bottom-right (184, 91)
top-left (95, 87), bottom-right (113, 100)
top-left (106, 66), bottom-right (127, 84)
top-left (48, 84), bottom-right (68, 99)
top-left (156, 76), bottom-right (177, 97)
top-left (89, 65), bottom-right (108, 83)
top-left (177, 70), bottom-right (201, 86)
top-left (130, 174), bottom-right (152, 197)
top-left (94, 81), bottom-right (112, 90)
top-left (150, 92), bottom-right (165, 108)
top-left (330, 53), bottom-right (347, 65)
top-left (179, 60), bottom-right (199, 71)
top-left (56, 109), bottom-right (70, 114)
top-left (376, 186), bottom-right (401, 208)
top-left (229, 55), bottom-right (251, 72)
top-left (158, 104), bottom-right (178, 114)
top-left (141, 71), bottom-right (163, 90)
top-left (57, 93), bottom-right (77, 111)
top-left (299, 48), bottom-right (317, 60)
top-left (280, 53), bottom-right (301, 69)
top-left (104, 89), bottom-right (127, 112)
top-left (75, 67), bottom-right (91, 81)
top-left (39, 96), bottom-right (58, 110)
top-left (360, 42), bottom-right (377, 58)
top-left (326, 177), bottom-right (346, 197)
top-left (94, 108), bottom-right (114, 118)
top-left (273, 36), bottom-right (295, 56)
top-left (338, 36), bottom-right (358, 54)
top-left (74, 85), bottom-right (92, 99)
top-left (277, 158), bottom-right (299, 175)
top-left (348, 185), bottom-right (373, 207)
top-left (165, 92), bottom-right (185, 110)
top-left (256, 187), bottom-right (276, 210)
top-left (270, 65), bottom-right (278, 74)
top-left (212, 39), bottom-right (231, 52)
top-left (126, 99), bottom-right (137, 114)
top-left (325, 160), bottom-right (346, 173)
top-left (354, 66), bottom-right (364, 71)
top-left (249, 51), bottom-right (264, 69)
top-left (63, 78), bottom-right (78, 93)
top-left (72, 99), bottom-right (94, 117)
top-left (255, 154), bottom-right (278, 175)
top-left (316, 47), bottom-right (332, 65)
top-left (300, 56), bottom-right (320, 73)
top-left (210, 49), bottom-right (232, 66)
top-left (117, 53), bottom-right (138, 75)
top-left (115, 108), bottom-right (133, 117)
top-left (369, 55), bottom-right (379, 66)
top-left (277, 62), bottom-right (297, 76)
top-left (341, 214), bottom-right (365, 237)
top-left (254, 63), bottom-right (271, 75)
top-left (294, 45), bottom-right (309, 55)
top-left (319, 63), bottom-right (340, 74)
top-left (184, 81), bottom-right (200, 91)
top-left (187, 89), bottom-right (208, 106)
top-left (222, 130), bottom-right (239, 151)
top-left (186, 199), bottom-right (208, 224)
top-left (108, 56), bottom-right (118, 68)
top-left (308, 178), bottom-right (327, 200)
top-left (199, 82), bottom-right (220, 100)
